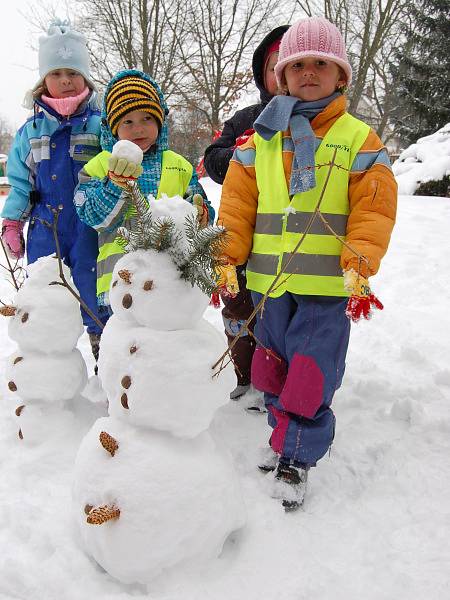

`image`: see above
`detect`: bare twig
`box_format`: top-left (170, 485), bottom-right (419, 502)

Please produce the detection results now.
top-left (34, 205), bottom-right (104, 331)
top-left (212, 148), bottom-right (370, 376)
top-left (0, 236), bottom-right (23, 291)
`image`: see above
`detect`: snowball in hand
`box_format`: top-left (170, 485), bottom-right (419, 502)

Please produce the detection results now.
top-left (111, 140), bottom-right (144, 165)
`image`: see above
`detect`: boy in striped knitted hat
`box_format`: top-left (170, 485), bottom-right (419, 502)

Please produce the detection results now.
top-left (74, 69), bottom-right (213, 309)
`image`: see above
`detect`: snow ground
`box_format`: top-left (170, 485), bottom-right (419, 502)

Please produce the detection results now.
top-left (1, 180), bottom-right (450, 599)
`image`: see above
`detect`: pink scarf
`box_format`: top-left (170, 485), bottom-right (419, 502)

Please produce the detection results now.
top-left (41, 86), bottom-right (90, 117)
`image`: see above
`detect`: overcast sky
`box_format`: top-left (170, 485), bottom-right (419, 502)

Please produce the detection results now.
top-left (0, 3), bottom-right (44, 129)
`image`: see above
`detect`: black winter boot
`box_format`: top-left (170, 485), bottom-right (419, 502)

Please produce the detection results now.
top-left (274, 462), bottom-right (308, 512)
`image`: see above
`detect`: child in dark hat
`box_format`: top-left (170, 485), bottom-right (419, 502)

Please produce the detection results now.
top-left (204, 26), bottom-right (289, 404)
top-left (75, 69), bottom-right (213, 310)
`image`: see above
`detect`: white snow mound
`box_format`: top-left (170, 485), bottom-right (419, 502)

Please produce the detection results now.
top-left (73, 417), bottom-right (245, 585)
top-left (98, 317), bottom-right (233, 437)
top-left (109, 250), bottom-right (210, 330)
top-left (393, 123), bottom-right (450, 195)
top-left (5, 349), bottom-right (87, 404)
top-left (8, 256), bottom-right (83, 353)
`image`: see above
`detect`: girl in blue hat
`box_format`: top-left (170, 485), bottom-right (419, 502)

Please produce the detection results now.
top-left (1, 21), bottom-right (109, 366)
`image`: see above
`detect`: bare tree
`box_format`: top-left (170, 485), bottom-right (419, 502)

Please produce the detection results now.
top-left (0, 115), bottom-right (14, 155)
top-left (170, 0), bottom-right (284, 133)
top-left (24, 0), bottom-right (188, 98)
top-left (292, 0), bottom-right (413, 139)
top-left (71, 0), bottom-right (189, 97)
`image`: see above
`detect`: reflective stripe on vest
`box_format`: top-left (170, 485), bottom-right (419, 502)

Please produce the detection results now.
top-left (96, 150), bottom-right (193, 297)
top-left (247, 113), bottom-right (370, 297)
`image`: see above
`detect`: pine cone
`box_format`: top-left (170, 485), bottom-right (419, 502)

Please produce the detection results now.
top-left (99, 431), bottom-right (119, 456)
top-left (86, 504), bottom-right (120, 525)
top-left (118, 269), bottom-right (132, 284)
top-left (0, 305), bottom-right (16, 317)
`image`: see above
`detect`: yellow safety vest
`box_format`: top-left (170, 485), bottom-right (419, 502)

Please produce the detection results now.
top-left (86, 150), bottom-right (193, 296)
top-left (247, 113), bottom-right (370, 297)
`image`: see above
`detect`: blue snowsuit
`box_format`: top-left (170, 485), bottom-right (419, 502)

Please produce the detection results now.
top-left (2, 95), bottom-right (108, 334)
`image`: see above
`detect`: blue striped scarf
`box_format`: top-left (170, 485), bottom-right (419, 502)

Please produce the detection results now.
top-left (254, 92), bottom-right (340, 195)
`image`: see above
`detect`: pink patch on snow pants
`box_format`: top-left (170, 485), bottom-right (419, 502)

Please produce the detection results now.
top-left (251, 346), bottom-right (287, 396)
top-left (279, 353), bottom-right (324, 418)
top-left (267, 405), bottom-right (290, 455)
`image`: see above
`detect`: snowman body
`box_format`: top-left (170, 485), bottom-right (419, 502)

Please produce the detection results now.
top-left (5, 256), bottom-right (88, 442)
top-left (73, 195), bottom-right (244, 585)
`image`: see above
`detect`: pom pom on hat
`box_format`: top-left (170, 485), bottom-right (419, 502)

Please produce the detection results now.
top-left (275, 17), bottom-right (352, 86)
top-left (38, 20), bottom-right (95, 89)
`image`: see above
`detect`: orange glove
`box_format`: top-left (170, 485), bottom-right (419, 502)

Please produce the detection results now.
top-left (215, 262), bottom-right (239, 298)
top-left (344, 269), bottom-right (383, 322)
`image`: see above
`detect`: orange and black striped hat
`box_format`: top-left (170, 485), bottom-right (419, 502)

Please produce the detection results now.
top-left (106, 75), bottom-right (164, 136)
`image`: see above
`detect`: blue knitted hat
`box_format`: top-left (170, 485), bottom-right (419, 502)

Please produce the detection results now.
top-left (33, 20), bottom-right (96, 93)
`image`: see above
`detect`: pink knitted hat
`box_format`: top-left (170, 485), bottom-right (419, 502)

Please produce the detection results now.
top-left (274, 17), bottom-right (352, 86)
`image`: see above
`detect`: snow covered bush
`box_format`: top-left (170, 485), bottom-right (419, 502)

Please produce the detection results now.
top-left (392, 123), bottom-right (450, 196)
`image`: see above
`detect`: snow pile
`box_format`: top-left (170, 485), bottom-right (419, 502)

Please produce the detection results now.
top-left (1, 180), bottom-right (450, 599)
top-left (73, 195), bottom-right (244, 585)
top-left (392, 123), bottom-right (450, 195)
top-left (3, 256), bottom-right (95, 444)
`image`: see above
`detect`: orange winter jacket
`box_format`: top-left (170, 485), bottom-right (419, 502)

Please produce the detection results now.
top-left (218, 95), bottom-right (397, 278)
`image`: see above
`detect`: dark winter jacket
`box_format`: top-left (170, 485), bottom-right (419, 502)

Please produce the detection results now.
top-left (204, 25), bottom-right (289, 184)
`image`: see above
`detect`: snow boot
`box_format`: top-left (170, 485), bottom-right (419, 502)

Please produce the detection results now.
top-left (88, 332), bottom-right (102, 375)
top-left (273, 462), bottom-right (308, 512)
top-left (229, 384), bottom-right (250, 400)
top-left (257, 446), bottom-right (278, 472)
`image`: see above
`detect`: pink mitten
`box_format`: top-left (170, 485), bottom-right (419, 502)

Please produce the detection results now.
top-left (1, 219), bottom-right (25, 259)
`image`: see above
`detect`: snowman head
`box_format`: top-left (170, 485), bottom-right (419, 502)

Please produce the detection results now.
top-left (109, 250), bottom-right (209, 329)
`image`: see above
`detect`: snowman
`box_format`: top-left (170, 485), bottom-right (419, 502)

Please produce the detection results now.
top-left (73, 143), bottom-right (245, 585)
top-left (3, 256), bottom-right (89, 443)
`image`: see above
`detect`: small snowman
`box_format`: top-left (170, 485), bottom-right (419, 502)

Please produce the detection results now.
top-left (3, 256), bottom-right (88, 443)
top-left (73, 160), bottom-right (245, 585)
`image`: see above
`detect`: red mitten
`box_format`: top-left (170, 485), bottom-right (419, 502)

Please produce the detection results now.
top-left (344, 269), bottom-right (383, 322)
top-left (210, 292), bottom-right (221, 309)
top-left (234, 129), bottom-right (255, 147)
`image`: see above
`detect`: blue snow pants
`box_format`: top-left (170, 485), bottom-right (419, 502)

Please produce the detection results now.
top-left (251, 292), bottom-right (350, 466)
top-left (27, 216), bottom-right (108, 335)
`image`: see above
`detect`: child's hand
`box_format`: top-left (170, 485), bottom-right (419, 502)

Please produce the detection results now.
top-left (215, 262), bottom-right (239, 298)
top-left (192, 194), bottom-right (209, 227)
top-left (1, 219), bottom-right (25, 259)
top-left (108, 155), bottom-right (143, 189)
top-left (343, 268), bottom-right (383, 322)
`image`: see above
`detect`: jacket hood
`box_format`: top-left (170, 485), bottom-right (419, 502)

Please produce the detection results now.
top-left (252, 25), bottom-right (290, 105)
top-left (99, 68), bottom-right (169, 153)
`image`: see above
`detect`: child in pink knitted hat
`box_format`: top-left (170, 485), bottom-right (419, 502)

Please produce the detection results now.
top-left (217, 17), bottom-right (397, 510)
top-left (274, 16), bottom-right (352, 94)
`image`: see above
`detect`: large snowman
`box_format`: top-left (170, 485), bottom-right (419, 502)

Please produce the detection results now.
top-left (73, 163), bottom-right (245, 585)
top-left (3, 256), bottom-right (89, 443)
